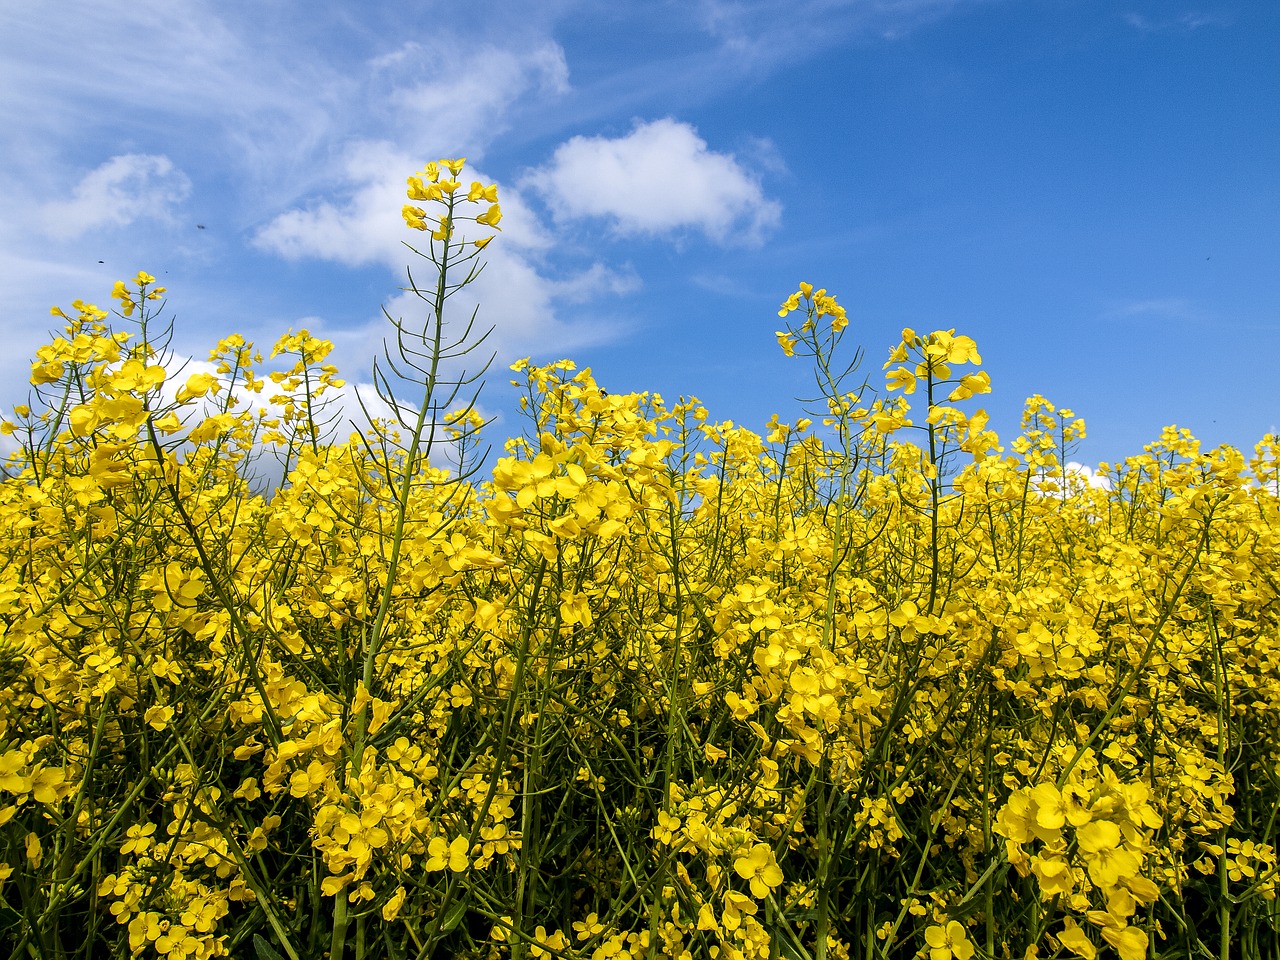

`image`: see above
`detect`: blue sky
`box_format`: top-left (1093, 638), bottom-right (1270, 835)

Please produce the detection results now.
top-left (2, 0), bottom-right (1277, 471)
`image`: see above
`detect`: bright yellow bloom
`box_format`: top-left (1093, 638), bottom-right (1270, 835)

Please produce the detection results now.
top-left (1093, 918), bottom-right (1148, 960)
top-left (176, 372), bottom-right (219, 403)
top-left (143, 705), bottom-right (174, 731)
top-left (573, 912), bottom-right (604, 941)
top-left (886, 367), bottom-right (917, 394)
top-left (426, 835), bottom-right (470, 872)
top-left (403, 204), bottom-right (429, 230)
top-left (948, 371), bottom-right (992, 401)
top-left (924, 920), bottom-right (974, 960)
top-left (733, 842), bottom-right (783, 898)
top-left (1056, 919), bottom-right (1096, 959)
top-left (468, 181), bottom-right (499, 202)
top-left (476, 203), bottom-right (502, 228)
top-left (382, 885), bottom-right (406, 921)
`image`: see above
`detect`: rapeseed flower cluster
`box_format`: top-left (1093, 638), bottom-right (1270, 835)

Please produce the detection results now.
top-left (1, 161), bottom-right (1278, 960)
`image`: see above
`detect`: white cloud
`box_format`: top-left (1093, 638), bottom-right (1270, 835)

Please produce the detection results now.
top-left (373, 40), bottom-right (570, 157)
top-left (377, 247), bottom-right (628, 365)
top-left (40, 154), bottom-right (191, 240)
top-left (254, 144), bottom-right (630, 366)
top-left (1103, 297), bottom-right (1202, 323)
top-left (1065, 461), bottom-right (1112, 491)
top-left (1123, 10), bottom-right (1232, 32)
top-left (694, 0), bottom-right (986, 51)
top-left (254, 143), bottom-right (559, 267)
top-left (527, 118), bottom-right (781, 245)
top-left (546, 262), bottom-right (641, 303)
top-left (252, 141), bottom-right (411, 268)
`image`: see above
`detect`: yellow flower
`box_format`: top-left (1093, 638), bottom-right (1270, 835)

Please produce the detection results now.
top-left (573, 912), bottom-right (604, 941)
top-left (924, 920), bottom-right (974, 960)
top-left (1091, 915), bottom-right (1148, 960)
top-left (144, 705), bottom-right (174, 731)
top-left (426, 835), bottom-right (470, 872)
top-left (403, 204), bottom-right (429, 230)
top-left (651, 810), bottom-right (681, 845)
top-left (25, 831), bottom-right (42, 867)
top-left (176, 372), bottom-right (219, 403)
top-left (1031, 853), bottom-right (1076, 898)
top-left (696, 901), bottom-right (718, 931)
top-left (885, 367), bottom-right (917, 394)
top-left (948, 371), bottom-right (992, 401)
top-left (468, 181), bottom-right (499, 203)
top-left (476, 203), bottom-right (503, 228)
top-left (120, 823), bottom-right (156, 856)
top-left (287, 759), bottom-right (333, 798)
top-left (407, 176), bottom-right (443, 201)
top-left (733, 842), bottom-right (783, 898)
top-left (1077, 820), bottom-right (1119, 854)
top-left (1056, 919), bottom-right (1096, 959)
top-left (382, 885), bottom-right (406, 921)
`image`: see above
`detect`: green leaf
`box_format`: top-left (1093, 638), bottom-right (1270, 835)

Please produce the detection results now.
top-left (253, 934), bottom-right (287, 960)
top-left (441, 897), bottom-right (469, 933)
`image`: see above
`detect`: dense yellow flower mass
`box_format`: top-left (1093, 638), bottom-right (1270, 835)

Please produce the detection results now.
top-left (1, 162), bottom-right (1278, 960)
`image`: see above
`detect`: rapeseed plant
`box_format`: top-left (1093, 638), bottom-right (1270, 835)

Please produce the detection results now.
top-left (0, 158), bottom-right (1277, 960)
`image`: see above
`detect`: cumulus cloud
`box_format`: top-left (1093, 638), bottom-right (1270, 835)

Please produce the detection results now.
top-left (252, 142), bottom-right (413, 268)
top-left (40, 154), bottom-right (191, 240)
top-left (1065, 461), bottom-right (1112, 491)
top-left (526, 118), bottom-right (781, 245)
top-left (377, 246), bottom-right (629, 364)
top-left (254, 142), bottom-right (560, 267)
top-left (254, 143), bottom-right (630, 363)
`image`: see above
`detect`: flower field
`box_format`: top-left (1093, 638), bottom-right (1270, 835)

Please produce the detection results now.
top-left (1, 161), bottom-right (1278, 960)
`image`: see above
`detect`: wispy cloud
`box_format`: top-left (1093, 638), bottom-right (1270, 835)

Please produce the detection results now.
top-left (1123, 10), bottom-right (1233, 33)
top-left (526, 118), bottom-right (781, 245)
top-left (40, 155), bottom-right (191, 240)
top-left (694, 0), bottom-right (992, 51)
top-left (370, 40), bottom-right (570, 158)
top-left (1102, 297), bottom-right (1203, 323)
